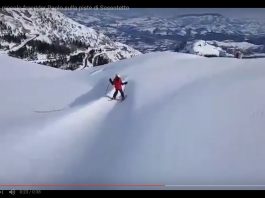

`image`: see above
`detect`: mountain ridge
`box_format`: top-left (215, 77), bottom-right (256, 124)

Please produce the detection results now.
top-left (0, 8), bottom-right (141, 70)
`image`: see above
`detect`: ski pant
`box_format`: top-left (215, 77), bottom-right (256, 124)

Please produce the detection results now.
top-left (113, 89), bottom-right (125, 99)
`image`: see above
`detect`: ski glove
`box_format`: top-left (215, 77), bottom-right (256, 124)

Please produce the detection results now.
top-left (122, 82), bottom-right (128, 85)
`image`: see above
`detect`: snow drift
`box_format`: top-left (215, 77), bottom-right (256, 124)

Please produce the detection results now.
top-left (1, 52), bottom-right (265, 189)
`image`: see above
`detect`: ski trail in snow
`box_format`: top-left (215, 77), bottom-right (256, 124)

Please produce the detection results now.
top-left (34, 108), bottom-right (67, 113)
top-left (0, 97), bottom-right (116, 183)
top-left (89, 68), bottom-right (104, 76)
top-left (9, 34), bottom-right (39, 52)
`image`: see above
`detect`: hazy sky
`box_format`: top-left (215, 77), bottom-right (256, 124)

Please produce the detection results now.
top-left (127, 8), bottom-right (265, 21)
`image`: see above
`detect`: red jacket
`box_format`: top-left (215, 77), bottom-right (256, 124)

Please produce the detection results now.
top-left (113, 77), bottom-right (123, 90)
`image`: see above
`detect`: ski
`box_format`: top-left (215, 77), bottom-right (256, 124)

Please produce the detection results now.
top-left (106, 95), bottom-right (127, 102)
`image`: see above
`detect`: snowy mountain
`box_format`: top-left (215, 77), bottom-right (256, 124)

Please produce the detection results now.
top-left (181, 40), bottom-right (265, 57)
top-left (2, 52), bottom-right (265, 189)
top-left (208, 40), bottom-right (264, 56)
top-left (0, 8), bottom-right (141, 70)
top-left (63, 11), bottom-right (265, 54)
top-left (182, 40), bottom-right (226, 57)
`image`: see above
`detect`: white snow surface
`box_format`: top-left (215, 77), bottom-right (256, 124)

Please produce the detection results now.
top-left (1, 52), bottom-right (265, 189)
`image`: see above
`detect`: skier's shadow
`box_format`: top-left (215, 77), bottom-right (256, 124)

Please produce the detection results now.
top-left (68, 78), bottom-right (110, 108)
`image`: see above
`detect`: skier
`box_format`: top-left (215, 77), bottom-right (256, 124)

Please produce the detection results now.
top-left (109, 74), bottom-right (128, 100)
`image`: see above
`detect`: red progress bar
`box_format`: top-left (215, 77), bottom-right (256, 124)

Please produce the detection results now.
top-left (0, 184), bottom-right (164, 187)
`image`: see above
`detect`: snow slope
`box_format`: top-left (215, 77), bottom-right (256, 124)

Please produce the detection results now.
top-left (1, 53), bottom-right (265, 189)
